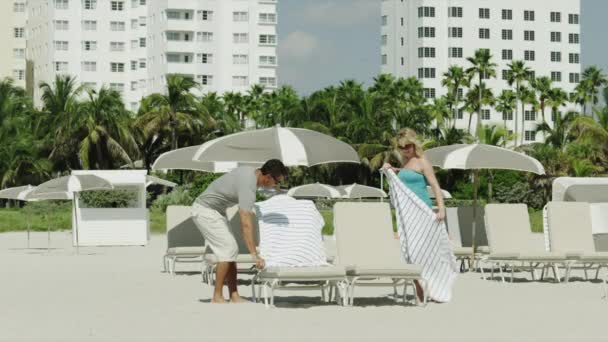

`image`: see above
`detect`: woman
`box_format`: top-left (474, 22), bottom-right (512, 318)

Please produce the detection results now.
top-left (383, 128), bottom-right (445, 221)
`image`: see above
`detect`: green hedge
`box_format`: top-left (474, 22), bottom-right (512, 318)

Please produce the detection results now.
top-left (79, 189), bottom-right (139, 208)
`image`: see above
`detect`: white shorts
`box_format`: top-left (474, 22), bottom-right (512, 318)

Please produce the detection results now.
top-left (191, 203), bottom-right (238, 262)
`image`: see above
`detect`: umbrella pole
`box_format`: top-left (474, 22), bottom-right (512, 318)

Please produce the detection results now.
top-left (470, 170), bottom-right (479, 272)
top-left (73, 196), bottom-right (79, 255)
top-left (47, 209), bottom-right (52, 253)
top-left (26, 208), bottom-right (31, 249)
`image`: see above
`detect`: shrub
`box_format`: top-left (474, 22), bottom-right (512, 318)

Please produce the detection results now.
top-left (151, 187), bottom-right (194, 212)
top-left (79, 189), bottom-right (139, 208)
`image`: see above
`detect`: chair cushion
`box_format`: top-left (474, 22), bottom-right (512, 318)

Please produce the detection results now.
top-left (166, 247), bottom-right (206, 256)
top-left (488, 253), bottom-right (520, 260)
top-left (204, 253), bottom-right (256, 264)
top-left (345, 264), bottom-right (422, 277)
top-left (259, 266), bottom-right (346, 280)
top-left (453, 247), bottom-right (473, 257)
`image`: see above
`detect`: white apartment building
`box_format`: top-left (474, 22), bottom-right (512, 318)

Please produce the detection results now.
top-left (0, 1), bottom-right (27, 89)
top-left (381, 0), bottom-right (582, 143)
top-left (21, 0), bottom-right (277, 111)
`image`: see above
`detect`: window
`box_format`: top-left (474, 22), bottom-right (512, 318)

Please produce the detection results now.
top-left (569, 73), bottom-right (580, 83)
top-left (199, 10), bottom-right (213, 21)
top-left (83, 0), bottom-right (96, 10)
top-left (232, 76), bottom-right (248, 86)
top-left (197, 53), bottom-right (213, 64)
top-left (455, 108), bottom-right (464, 119)
top-left (525, 131), bottom-right (536, 141)
top-left (111, 1), bottom-right (124, 11)
top-left (233, 33), bottom-right (248, 43)
top-left (448, 7), bottom-right (462, 18)
top-left (417, 7), bottom-right (435, 17)
top-left (381, 15), bottom-right (387, 26)
top-left (524, 110), bottom-right (537, 121)
top-left (139, 38), bottom-right (146, 47)
top-left (448, 27), bottom-right (462, 38)
top-left (480, 109), bottom-right (491, 121)
top-left (502, 29), bottom-right (512, 40)
top-left (502, 69), bottom-right (512, 80)
top-left (54, 41), bottom-right (69, 51)
top-left (423, 88), bottom-right (436, 99)
top-left (568, 14), bottom-right (579, 24)
top-left (82, 61), bottom-right (96, 72)
top-left (198, 75), bottom-right (213, 86)
top-left (259, 34), bottom-right (277, 45)
top-left (130, 81), bottom-right (138, 91)
top-left (198, 32), bottom-right (213, 42)
top-left (524, 10), bottom-right (535, 21)
top-left (569, 33), bottom-right (579, 44)
top-left (448, 47), bottom-right (463, 58)
top-left (139, 59), bottom-right (146, 68)
top-left (13, 48), bottom-right (25, 58)
top-left (503, 111), bottom-right (514, 121)
top-left (417, 68), bottom-right (436, 79)
top-left (233, 54), bottom-right (249, 64)
top-left (55, 0), bottom-right (69, 9)
top-left (479, 8), bottom-right (490, 19)
top-left (130, 60), bottom-right (137, 70)
top-left (166, 11), bottom-right (180, 19)
top-left (524, 30), bottom-right (535, 41)
top-left (13, 2), bottom-right (26, 12)
top-left (54, 20), bottom-right (69, 30)
top-left (109, 83), bottom-right (124, 93)
top-left (233, 11), bottom-right (248, 22)
top-left (381, 35), bottom-right (387, 46)
top-left (259, 13), bottom-right (277, 24)
top-left (418, 27), bottom-right (436, 38)
top-left (550, 12), bottom-right (561, 23)
top-left (550, 32), bottom-right (562, 42)
top-left (502, 9), bottom-right (512, 20)
top-left (82, 82), bottom-right (96, 89)
top-left (551, 51), bottom-right (562, 62)
top-left (110, 21), bottom-right (125, 31)
top-left (259, 55), bottom-right (276, 65)
top-left (15, 26), bottom-right (25, 39)
top-left (524, 50), bottom-right (535, 61)
top-left (139, 16), bottom-right (146, 27)
top-left (131, 19), bottom-right (138, 29)
top-left (381, 54), bottom-right (387, 65)
top-left (110, 62), bottom-right (125, 72)
top-left (55, 61), bottom-right (68, 72)
top-left (400, 17), bottom-right (403, 26)
top-left (417, 47), bottom-right (435, 58)
top-left (259, 77), bottom-right (277, 87)
top-left (400, 57), bottom-right (404, 66)
top-left (479, 28), bottom-right (490, 39)
top-left (569, 53), bottom-right (580, 64)
top-left (82, 41), bottom-right (97, 51)
top-left (551, 71), bottom-right (562, 82)
top-left (110, 42), bottom-right (125, 51)
top-left (400, 37), bottom-right (404, 46)
top-left (83, 20), bottom-right (97, 31)
top-left (529, 71), bottom-right (536, 80)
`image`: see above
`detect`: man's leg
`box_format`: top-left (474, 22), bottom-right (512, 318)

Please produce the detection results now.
top-left (213, 262), bottom-right (230, 303)
top-left (227, 262), bottom-right (247, 302)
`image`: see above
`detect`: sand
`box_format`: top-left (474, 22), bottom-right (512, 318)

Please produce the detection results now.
top-left (1, 231), bottom-right (607, 342)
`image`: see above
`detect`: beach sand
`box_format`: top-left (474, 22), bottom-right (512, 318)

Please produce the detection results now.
top-left (1, 231), bottom-right (607, 342)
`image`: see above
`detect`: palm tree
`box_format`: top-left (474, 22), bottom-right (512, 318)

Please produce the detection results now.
top-left (495, 90), bottom-right (517, 142)
top-left (536, 111), bottom-right (578, 150)
top-left (477, 125), bottom-right (514, 201)
top-left (441, 66), bottom-right (469, 129)
top-left (464, 83), bottom-right (494, 134)
top-left (506, 61), bottom-right (532, 146)
top-left (581, 66), bottom-right (608, 116)
top-left (515, 84), bottom-right (536, 145)
top-left (466, 49), bottom-right (497, 135)
top-left (428, 96), bottom-right (451, 135)
top-left (531, 76), bottom-right (552, 124)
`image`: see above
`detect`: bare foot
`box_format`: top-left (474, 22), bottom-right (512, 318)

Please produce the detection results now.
top-left (230, 294), bottom-right (250, 303)
top-left (211, 296), bottom-right (227, 304)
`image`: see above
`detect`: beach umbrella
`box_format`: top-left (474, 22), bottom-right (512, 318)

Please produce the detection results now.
top-left (151, 145), bottom-right (263, 172)
top-left (26, 175), bottom-right (114, 251)
top-left (192, 126), bottom-right (360, 167)
top-left (287, 183), bottom-right (342, 199)
top-left (145, 175), bottom-right (178, 188)
top-left (426, 186), bottom-right (452, 199)
top-left (425, 144), bottom-right (545, 265)
top-left (336, 183), bottom-right (387, 199)
top-left (0, 185), bottom-right (37, 247)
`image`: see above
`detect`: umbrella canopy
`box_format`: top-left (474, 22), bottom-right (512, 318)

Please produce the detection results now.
top-left (0, 185), bottom-right (36, 201)
top-left (151, 145), bottom-right (263, 172)
top-left (26, 175), bottom-right (113, 200)
top-left (145, 175), bottom-right (177, 188)
top-left (425, 144), bottom-right (545, 174)
top-left (426, 186), bottom-right (452, 199)
top-left (287, 183), bottom-right (342, 198)
top-left (336, 183), bottom-right (387, 199)
top-left (192, 126), bottom-right (360, 167)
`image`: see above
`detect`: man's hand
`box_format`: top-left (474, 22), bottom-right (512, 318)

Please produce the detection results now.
top-left (255, 255), bottom-right (265, 269)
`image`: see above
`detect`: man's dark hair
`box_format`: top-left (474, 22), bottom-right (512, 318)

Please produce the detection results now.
top-left (260, 159), bottom-right (288, 180)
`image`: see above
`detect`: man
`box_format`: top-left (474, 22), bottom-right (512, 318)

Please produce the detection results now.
top-left (192, 159), bottom-right (288, 303)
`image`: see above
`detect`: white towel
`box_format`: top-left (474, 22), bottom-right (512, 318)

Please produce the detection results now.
top-left (386, 170), bottom-right (458, 302)
top-left (255, 195), bottom-right (328, 267)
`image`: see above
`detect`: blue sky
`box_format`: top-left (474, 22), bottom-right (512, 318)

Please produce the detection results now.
top-left (278, 0), bottom-right (607, 95)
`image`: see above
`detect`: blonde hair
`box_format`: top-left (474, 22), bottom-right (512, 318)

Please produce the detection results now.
top-left (396, 128), bottom-right (424, 158)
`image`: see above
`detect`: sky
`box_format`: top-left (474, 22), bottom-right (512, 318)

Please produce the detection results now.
top-left (277, 0), bottom-right (608, 95)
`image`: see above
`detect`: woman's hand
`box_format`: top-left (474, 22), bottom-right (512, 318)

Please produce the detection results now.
top-left (435, 208), bottom-right (446, 221)
top-left (382, 163), bottom-right (392, 171)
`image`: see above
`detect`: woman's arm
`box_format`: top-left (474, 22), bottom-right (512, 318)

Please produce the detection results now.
top-left (381, 163), bottom-right (401, 173)
top-left (421, 157), bottom-right (445, 221)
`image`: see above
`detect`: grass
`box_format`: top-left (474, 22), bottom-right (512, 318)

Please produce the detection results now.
top-left (0, 207), bottom-right (545, 234)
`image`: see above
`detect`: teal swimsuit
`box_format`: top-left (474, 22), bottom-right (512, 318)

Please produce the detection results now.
top-left (398, 169), bottom-right (433, 208)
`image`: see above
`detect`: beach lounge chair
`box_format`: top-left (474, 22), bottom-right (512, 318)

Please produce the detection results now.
top-left (445, 207), bottom-right (473, 271)
top-left (333, 202), bottom-right (424, 306)
top-left (546, 202), bottom-right (608, 282)
top-left (163, 206), bottom-right (207, 275)
top-left (482, 204), bottom-right (568, 283)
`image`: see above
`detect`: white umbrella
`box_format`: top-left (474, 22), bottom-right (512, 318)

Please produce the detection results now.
top-left (287, 183), bottom-right (342, 199)
top-left (425, 144), bottom-right (545, 264)
top-left (0, 185), bottom-right (37, 247)
top-left (192, 126), bottom-right (360, 166)
top-left (426, 186), bottom-right (452, 199)
top-left (26, 175), bottom-right (114, 251)
top-left (145, 175), bottom-right (178, 188)
top-left (337, 183), bottom-right (387, 199)
top-left (152, 145), bottom-right (263, 172)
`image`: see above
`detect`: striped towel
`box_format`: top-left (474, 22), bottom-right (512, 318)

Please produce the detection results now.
top-left (386, 170), bottom-right (458, 302)
top-left (255, 195), bottom-right (328, 267)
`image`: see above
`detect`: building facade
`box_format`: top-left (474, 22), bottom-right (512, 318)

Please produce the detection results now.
top-left (381, 0), bottom-right (581, 143)
top-left (16, 0), bottom-right (277, 110)
top-left (0, 1), bottom-right (27, 89)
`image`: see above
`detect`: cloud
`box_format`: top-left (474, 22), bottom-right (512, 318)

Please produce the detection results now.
top-left (279, 31), bottom-right (322, 62)
top-left (302, 0), bottom-right (379, 27)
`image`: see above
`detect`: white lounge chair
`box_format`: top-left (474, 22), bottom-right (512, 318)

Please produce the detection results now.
top-left (163, 206), bottom-right (207, 275)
